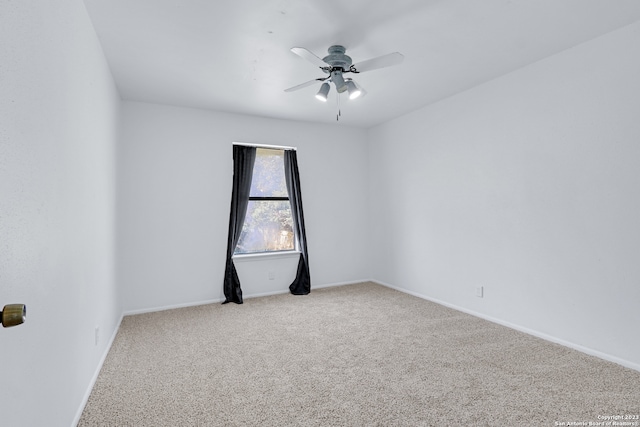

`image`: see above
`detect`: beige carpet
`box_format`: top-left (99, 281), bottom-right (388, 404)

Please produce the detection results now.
top-left (79, 282), bottom-right (640, 426)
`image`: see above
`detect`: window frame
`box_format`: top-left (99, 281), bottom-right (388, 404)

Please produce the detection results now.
top-left (232, 143), bottom-right (299, 257)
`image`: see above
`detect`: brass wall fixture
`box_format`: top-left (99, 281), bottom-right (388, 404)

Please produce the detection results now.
top-left (1, 304), bottom-right (26, 328)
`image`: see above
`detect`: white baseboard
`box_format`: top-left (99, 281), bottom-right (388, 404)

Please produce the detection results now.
top-left (72, 314), bottom-right (124, 426)
top-left (123, 297), bottom-right (223, 316)
top-left (123, 280), bottom-right (369, 314)
top-left (372, 279), bottom-right (640, 373)
top-left (237, 279), bottom-right (369, 300)
top-left (243, 289), bottom-right (290, 299)
top-left (312, 279), bottom-right (371, 290)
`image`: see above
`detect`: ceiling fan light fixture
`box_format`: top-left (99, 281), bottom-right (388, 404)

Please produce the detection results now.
top-left (331, 70), bottom-right (347, 93)
top-left (315, 82), bottom-right (330, 102)
top-left (346, 80), bottom-right (362, 100)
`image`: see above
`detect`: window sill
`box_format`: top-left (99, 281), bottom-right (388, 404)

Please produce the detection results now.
top-left (233, 251), bottom-right (300, 262)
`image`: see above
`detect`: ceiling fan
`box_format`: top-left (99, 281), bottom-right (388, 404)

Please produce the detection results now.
top-left (285, 45), bottom-right (404, 103)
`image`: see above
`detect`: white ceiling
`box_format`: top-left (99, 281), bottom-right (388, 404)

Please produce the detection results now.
top-left (84, 0), bottom-right (640, 128)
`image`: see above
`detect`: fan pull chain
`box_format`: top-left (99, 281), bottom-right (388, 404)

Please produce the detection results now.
top-left (336, 92), bottom-right (341, 121)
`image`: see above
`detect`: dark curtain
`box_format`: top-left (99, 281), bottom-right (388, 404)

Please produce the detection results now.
top-left (284, 150), bottom-right (311, 295)
top-left (222, 145), bottom-right (256, 304)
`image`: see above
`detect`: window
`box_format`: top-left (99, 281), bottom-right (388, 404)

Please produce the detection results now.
top-left (234, 148), bottom-right (295, 254)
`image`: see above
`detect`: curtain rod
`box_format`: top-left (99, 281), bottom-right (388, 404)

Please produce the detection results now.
top-left (233, 142), bottom-right (297, 151)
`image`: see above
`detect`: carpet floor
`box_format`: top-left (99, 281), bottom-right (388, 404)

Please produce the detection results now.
top-left (79, 282), bottom-right (640, 426)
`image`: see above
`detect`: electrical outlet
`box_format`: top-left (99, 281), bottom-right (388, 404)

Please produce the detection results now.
top-left (95, 327), bottom-right (100, 346)
top-left (268, 271), bottom-right (275, 280)
top-left (476, 286), bottom-right (484, 298)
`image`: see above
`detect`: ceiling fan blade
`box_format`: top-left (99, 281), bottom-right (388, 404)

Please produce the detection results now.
top-left (284, 77), bottom-right (328, 93)
top-left (290, 47), bottom-right (328, 68)
top-left (352, 52), bottom-right (404, 73)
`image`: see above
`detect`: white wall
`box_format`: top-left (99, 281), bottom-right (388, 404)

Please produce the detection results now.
top-left (119, 101), bottom-right (369, 313)
top-left (368, 22), bottom-right (640, 369)
top-left (0, 1), bottom-right (121, 425)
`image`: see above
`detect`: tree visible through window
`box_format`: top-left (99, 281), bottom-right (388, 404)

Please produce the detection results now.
top-left (234, 148), bottom-right (295, 254)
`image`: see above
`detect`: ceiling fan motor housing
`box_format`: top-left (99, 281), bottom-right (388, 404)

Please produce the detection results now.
top-left (323, 45), bottom-right (353, 70)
